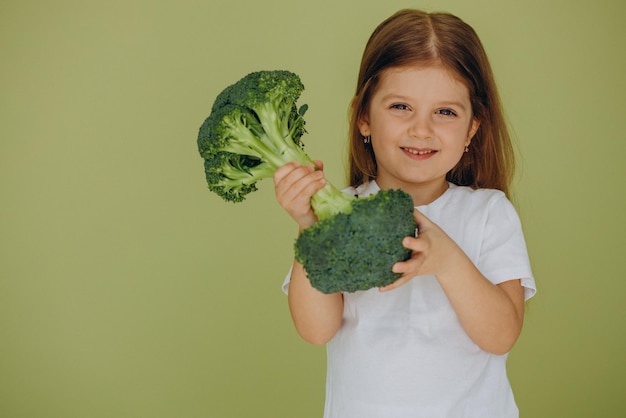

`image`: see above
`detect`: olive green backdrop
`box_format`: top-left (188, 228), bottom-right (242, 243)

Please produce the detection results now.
top-left (1, 0), bottom-right (624, 417)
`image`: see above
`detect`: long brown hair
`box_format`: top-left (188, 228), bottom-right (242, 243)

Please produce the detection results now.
top-left (348, 9), bottom-right (515, 196)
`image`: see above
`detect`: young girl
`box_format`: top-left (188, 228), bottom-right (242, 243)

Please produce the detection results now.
top-left (274, 9), bottom-right (536, 418)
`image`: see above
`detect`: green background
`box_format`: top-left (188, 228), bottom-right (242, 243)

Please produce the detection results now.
top-left (1, 0), bottom-right (624, 417)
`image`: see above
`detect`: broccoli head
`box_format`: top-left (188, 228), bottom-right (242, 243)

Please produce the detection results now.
top-left (294, 189), bottom-right (416, 293)
top-left (197, 70), bottom-right (310, 203)
top-left (197, 70), bottom-right (416, 293)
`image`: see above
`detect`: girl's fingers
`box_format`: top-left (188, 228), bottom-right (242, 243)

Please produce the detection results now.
top-left (274, 160), bottom-right (322, 184)
top-left (382, 222), bottom-right (428, 291)
top-left (285, 169), bottom-right (325, 205)
top-left (401, 236), bottom-right (421, 251)
top-left (273, 162), bottom-right (326, 229)
top-left (273, 162), bottom-right (304, 186)
top-left (275, 163), bottom-right (319, 198)
top-left (379, 274), bottom-right (412, 292)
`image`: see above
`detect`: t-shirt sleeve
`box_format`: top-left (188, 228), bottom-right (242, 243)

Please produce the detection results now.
top-left (281, 266), bottom-right (292, 295)
top-left (479, 195), bottom-right (536, 301)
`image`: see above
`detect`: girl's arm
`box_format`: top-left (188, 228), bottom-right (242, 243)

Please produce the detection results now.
top-left (273, 162), bottom-right (344, 345)
top-left (286, 261), bottom-right (344, 345)
top-left (382, 210), bottom-right (525, 355)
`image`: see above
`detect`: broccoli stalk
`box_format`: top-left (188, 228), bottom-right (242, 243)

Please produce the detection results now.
top-left (197, 70), bottom-right (416, 293)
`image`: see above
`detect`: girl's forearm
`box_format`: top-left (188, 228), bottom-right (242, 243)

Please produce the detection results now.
top-left (436, 249), bottom-right (525, 355)
top-left (288, 260), bottom-right (344, 345)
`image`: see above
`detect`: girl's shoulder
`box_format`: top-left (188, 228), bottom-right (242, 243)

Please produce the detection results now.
top-left (422, 183), bottom-right (509, 214)
top-left (447, 183), bottom-right (507, 202)
top-left (443, 185), bottom-right (522, 229)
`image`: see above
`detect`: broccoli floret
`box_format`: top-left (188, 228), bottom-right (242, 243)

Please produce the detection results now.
top-left (198, 70), bottom-right (353, 218)
top-left (197, 70), bottom-right (416, 293)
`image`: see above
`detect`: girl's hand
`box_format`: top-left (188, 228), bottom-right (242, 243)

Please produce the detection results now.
top-left (273, 161), bottom-right (326, 230)
top-left (381, 209), bottom-right (462, 291)
top-left (382, 209), bottom-right (525, 354)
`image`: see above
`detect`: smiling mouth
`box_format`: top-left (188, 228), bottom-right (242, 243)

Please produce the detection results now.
top-left (402, 147), bottom-right (436, 156)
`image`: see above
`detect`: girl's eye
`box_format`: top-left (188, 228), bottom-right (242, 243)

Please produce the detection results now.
top-left (391, 103), bottom-right (410, 111)
top-left (436, 108), bottom-right (457, 117)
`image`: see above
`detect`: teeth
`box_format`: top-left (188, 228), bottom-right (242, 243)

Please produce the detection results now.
top-left (404, 148), bottom-right (433, 155)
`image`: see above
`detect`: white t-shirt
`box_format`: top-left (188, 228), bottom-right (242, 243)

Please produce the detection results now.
top-left (283, 182), bottom-right (536, 418)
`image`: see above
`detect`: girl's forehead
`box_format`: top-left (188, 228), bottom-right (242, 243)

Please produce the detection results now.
top-left (377, 65), bottom-right (471, 97)
top-left (381, 64), bottom-right (463, 82)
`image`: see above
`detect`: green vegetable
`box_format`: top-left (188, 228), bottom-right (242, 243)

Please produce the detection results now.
top-left (197, 70), bottom-right (416, 293)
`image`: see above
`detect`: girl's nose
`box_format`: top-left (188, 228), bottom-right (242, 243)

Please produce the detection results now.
top-left (408, 114), bottom-right (433, 140)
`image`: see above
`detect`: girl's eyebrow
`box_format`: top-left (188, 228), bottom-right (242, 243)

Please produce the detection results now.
top-left (380, 94), bottom-right (469, 111)
top-left (380, 93), bottom-right (412, 102)
top-left (437, 101), bottom-right (468, 111)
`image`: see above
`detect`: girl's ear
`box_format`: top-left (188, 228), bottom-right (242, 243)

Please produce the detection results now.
top-left (467, 118), bottom-right (480, 141)
top-left (352, 95), bottom-right (371, 136)
top-left (357, 115), bottom-right (371, 137)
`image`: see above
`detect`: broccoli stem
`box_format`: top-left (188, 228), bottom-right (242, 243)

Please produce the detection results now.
top-left (257, 139), bottom-right (351, 222)
top-left (275, 145), bottom-right (354, 221)
top-left (270, 140), bottom-right (313, 169)
top-left (311, 182), bottom-right (354, 221)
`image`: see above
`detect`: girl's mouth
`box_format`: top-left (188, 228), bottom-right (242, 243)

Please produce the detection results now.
top-left (402, 147), bottom-right (437, 157)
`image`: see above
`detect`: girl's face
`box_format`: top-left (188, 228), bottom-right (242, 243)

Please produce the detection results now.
top-left (358, 65), bottom-right (479, 204)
